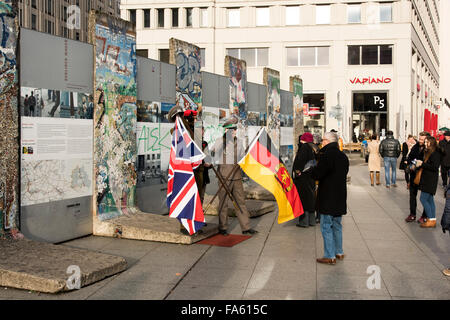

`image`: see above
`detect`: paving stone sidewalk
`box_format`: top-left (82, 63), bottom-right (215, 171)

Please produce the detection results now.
top-left (1, 155), bottom-right (449, 300)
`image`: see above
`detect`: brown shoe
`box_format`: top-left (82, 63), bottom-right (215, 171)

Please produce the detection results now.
top-left (316, 257), bottom-right (336, 265)
top-left (336, 254), bottom-right (345, 260)
top-left (443, 268), bottom-right (450, 277)
top-left (420, 219), bottom-right (436, 228)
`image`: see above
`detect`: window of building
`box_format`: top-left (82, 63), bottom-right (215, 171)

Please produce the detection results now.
top-left (287, 47), bottom-right (329, 66)
top-left (32, 0), bottom-right (37, 9)
top-left (46, 19), bottom-right (53, 34)
top-left (347, 4), bottom-right (361, 23)
top-left (380, 3), bottom-right (392, 22)
top-left (348, 45), bottom-right (360, 64)
top-left (136, 49), bottom-right (149, 58)
top-left (256, 7), bottom-right (270, 26)
top-left (157, 9), bottom-right (164, 28)
top-left (226, 48), bottom-right (268, 67)
top-left (172, 8), bottom-right (179, 27)
top-left (186, 8), bottom-right (193, 27)
top-left (144, 9), bottom-right (150, 28)
top-left (75, 32), bottom-right (80, 41)
top-left (362, 45), bottom-right (378, 64)
top-left (129, 9), bottom-right (136, 26)
top-left (285, 6), bottom-right (300, 25)
top-left (380, 45), bottom-right (392, 64)
top-left (200, 48), bottom-right (205, 67)
top-left (62, 26), bottom-right (68, 38)
top-left (200, 8), bottom-right (208, 27)
top-left (348, 45), bottom-right (392, 65)
top-left (46, 0), bottom-right (53, 16)
top-left (159, 49), bottom-right (170, 63)
top-left (316, 5), bottom-right (330, 24)
top-left (63, 6), bottom-right (67, 22)
top-left (228, 8), bottom-right (240, 27)
top-left (31, 14), bottom-right (37, 30)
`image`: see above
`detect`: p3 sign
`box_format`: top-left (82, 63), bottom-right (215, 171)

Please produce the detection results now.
top-left (374, 96), bottom-right (385, 109)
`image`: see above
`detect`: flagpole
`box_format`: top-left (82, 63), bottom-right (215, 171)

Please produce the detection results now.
top-left (203, 126), bottom-right (264, 214)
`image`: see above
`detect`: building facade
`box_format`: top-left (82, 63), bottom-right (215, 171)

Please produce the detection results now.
top-left (120, 0), bottom-right (441, 141)
top-left (17, 0), bottom-right (121, 43)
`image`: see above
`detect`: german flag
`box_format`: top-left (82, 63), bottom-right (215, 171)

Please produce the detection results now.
top-left (239, 129), bottom-right (304, 224)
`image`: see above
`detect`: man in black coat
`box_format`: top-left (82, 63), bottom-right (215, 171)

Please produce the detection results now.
top-left (405, 131), bottom-right (430, 223)
top-left (379, 130), bottom-right (401, 188)
top-left (439, 131), bottom-right (450, 187)
top-left (312, 132), bottom-right (349, 265)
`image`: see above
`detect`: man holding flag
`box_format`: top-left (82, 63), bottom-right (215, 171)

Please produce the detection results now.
top-left (167, 109), bottom-right (206, 236)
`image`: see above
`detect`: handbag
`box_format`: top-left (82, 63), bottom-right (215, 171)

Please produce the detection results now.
top-left (413, 168), bottom-right (422, 185)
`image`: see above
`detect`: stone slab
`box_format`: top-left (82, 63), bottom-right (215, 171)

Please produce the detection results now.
top-left (0, 239), bottom-right (127, 294)
top-left (93, 211), bottom-right (218, 245)
top-left (203, 194), bottom-right (276, 218)
top-left (244, 184), bottom-right (276, 201)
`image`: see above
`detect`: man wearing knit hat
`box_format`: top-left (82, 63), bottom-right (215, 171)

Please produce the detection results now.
top-left (293, 132), bottom-right (318, 228)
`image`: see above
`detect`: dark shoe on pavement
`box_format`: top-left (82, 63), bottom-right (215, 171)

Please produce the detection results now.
top-left (336, 254), bottom-right (345, 260)
top-left (218, 229), bottom-right (229, 236)
top-left (417, 216), bottom-right (427, 224)
top-left (242, 228), bottom-right (258, 235)
top-left (392, 184), bottom-right (397, 187)
top-left (386, 185), bottom-right (390, 189)
top-left (296, 223), bottom-right (309, 228)
top-left (405, 215), bottom-right (416, 222)
top-left (316, 257), bottom-right (336, 265)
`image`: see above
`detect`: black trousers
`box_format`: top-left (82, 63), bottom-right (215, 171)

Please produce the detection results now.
top-left (441, 165), bottom-right (450, 186)
top-left (409, 182), bottom-right (426, 217)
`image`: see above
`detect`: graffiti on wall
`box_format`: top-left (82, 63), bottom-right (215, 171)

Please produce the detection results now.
top-left (264, 68), bottom-right (281, 149)
top-left (0, 1), bottom-right (21, 239)
top-left (169, 38), bottom-right (202, 113)
top-left (291, 76), bottom-right (304, 154)
top-left (91, 14), bottom-right (138, 221)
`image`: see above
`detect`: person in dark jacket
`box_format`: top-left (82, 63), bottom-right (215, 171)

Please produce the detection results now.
top-left (379, 130), bottom-right (401, 188)
top-left (400, 135), bottom-right (416, 186)
top-left (415, 136), bottom-right (440, 228)
top-left (442, 175), bottom-right (450, 276)
top-left (439, 131), bottom-right (450, 187)
top-left (312, 132), bottom-right (349, 265)
top-left (293, 132), bottom-right (317, 228)
top-left (405, 131), bottom-right (430, 223)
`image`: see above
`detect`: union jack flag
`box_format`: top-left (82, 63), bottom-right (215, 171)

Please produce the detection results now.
top-left (167, 116), bottom-right (206, 235)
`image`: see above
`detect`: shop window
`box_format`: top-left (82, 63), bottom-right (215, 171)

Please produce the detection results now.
top-left (380, 45), bottom-right (392, 64)
top-left (362, 45), bottom-right (378, 64)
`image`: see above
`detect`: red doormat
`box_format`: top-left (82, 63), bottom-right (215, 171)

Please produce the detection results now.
top-left (197, 234), bottom-right (252, 247)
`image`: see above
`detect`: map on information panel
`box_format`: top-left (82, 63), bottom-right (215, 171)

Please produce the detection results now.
top-left (21, 159), bottom-right (92, 206)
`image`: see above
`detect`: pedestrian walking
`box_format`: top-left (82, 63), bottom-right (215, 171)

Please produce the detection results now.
top-left (293, 132), bottom-right (317, 228)
top-left (367, 134), bottom-right (381, 186)
top-left (405, 132), bottom-right (430, 223)
top-left (438, 131), bottom-right (450, 187)
top-left (312, 132), bottom-right (349, 265)
top-left (415, 136), bottom-right (440, 228)
top-left (441, 174), bottom-right (450, 276)
top-left (400, 135), bottom-right (417, 188)
top-left (379, 130), bottom-right (401, 188)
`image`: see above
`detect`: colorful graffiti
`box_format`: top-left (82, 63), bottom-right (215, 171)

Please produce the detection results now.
top-left (170, 38), bottom-right (202, 113)
top-left (0, 1), bottom-right (21, 239)
top-left (91, 13), bottom-right (138, 221)
top-left (290, 76), bottom-right (304, 154)
top-left (225, 56), bottom-right (247, 123)
top-left (264, 68), bottom-right (281, 148)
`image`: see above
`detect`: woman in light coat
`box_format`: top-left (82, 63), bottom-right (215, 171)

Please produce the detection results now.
top-left (367, 134), bottom-right (381, 186)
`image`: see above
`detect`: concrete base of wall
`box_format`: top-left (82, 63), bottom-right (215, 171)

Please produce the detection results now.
top-left (244, 184), bottom-right (276, 201)
top-left (93, 211), bottom-right (218, 244)
top-left (0, 239), bottom-right (127, 293)
top-left (203, 194), bottom-right (276, 218)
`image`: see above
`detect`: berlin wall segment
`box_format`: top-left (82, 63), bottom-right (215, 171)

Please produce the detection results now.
top-left (0, 0), bottom-right (21, 239)
top-left (264, 68), bottom-right (281, 149)
top-left (290, 76), bottom-right (304, 155)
